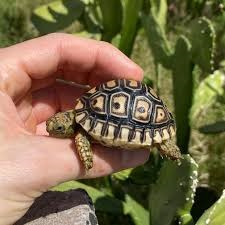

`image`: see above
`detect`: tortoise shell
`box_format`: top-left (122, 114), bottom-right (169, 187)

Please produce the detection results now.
top-left (74, 79), bottom-right (176, 149)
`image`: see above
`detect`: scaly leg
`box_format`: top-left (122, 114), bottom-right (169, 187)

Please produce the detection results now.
top-left (75, 130), bottom-right (93, 170)
top-left (156, 139), bottom-right (182, 163)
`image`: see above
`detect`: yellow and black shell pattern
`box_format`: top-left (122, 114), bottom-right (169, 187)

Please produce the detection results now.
top-left (75, 79), bottom-right (176, 149)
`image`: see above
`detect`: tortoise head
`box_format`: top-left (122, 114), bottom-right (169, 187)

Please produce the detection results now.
top-left (46, 110), bottom-right (76, 138)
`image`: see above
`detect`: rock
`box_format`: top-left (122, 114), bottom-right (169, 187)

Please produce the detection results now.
top-left (14, 189), bottom-right (98, 225)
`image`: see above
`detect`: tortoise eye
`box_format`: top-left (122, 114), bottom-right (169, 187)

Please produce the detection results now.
top-left (56, 125), bottom-right (64, 131)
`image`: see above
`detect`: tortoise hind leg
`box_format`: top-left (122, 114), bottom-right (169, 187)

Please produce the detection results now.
top-left (156, 139), bottom-right (182, 162)
top-left (75, 130), bottom-right (93, 170)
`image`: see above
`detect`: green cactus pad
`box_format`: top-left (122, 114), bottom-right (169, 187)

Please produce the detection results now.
top-left (189, 17), bottom-right (216, 73)
top-left (150, 0), bottom-right (167, 29)
top-left (149, 155), bottom-right (198, 225)
top-left (32, 0), bottom-right (85, 34)
top-left (142, 13), bottom-right (172, 69)
top-left (196, 190), bottom-right (225, 225)
top-left (172, 36), bottom-right (194, 152)
top-left (99, 0), bottom-right (122, 42)
top-left (190, 70), bottom-right (225, 129)
top-left (119, 0), bottom-right (143, 56)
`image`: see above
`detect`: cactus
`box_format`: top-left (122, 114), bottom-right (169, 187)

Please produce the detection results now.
top-left (143, 0), bottom-right (172, 69)
top-left (149, 155), bottom-right (198, 225)
top-left (119, 0), bottom-right (143, 56)
top-left (143, 0), bottom-right (216, 153)
top-left (186, 0), bottom-right (207, 17)
top-left (99, 0), bottom-right (122, 42)
top-left (142, 13), bottom-right (172, 69)
top-left (190, 70), bottom-right (225, 130)
top-left (124, 194), bottom-right (149, 225)
top-left (189, 17), bottom-right (216, 73)
top-left (196, 189), bottom-right (225, 225)
top-left (172, 36), bottom-right (194, 153)
top-left (149, 0), bottom-right (167, 29)
top-left (32, 0), bottom-right (85, 34)
top-left (80, 2), bottom-right (101, 34)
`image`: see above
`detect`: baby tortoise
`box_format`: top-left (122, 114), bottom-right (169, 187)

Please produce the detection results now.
top-left (46, 79), bottom-right (182, 170)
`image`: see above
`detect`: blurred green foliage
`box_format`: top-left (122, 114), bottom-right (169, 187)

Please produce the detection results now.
top-left (0, 0), bottom-right (36, 47)
top-left (1, 0), bottom-right (225, 225)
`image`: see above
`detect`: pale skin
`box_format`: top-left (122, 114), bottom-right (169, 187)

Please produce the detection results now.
top-left (0, 33), bottom-right (150, 225)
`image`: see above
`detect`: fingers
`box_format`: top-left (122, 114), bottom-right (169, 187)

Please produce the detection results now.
top-left (32, 82), bottom-right (85, 124)
top-left (30, 135), bottom-right (149, 188)
top-left (0, 91), bottom-right (24, 128)
top-left (81, 145), bottom-right (150, 179)
top-left (0, 33), bottom-right (143, 101)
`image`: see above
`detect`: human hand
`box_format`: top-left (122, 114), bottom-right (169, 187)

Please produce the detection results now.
top-left (0, 33), bottom-right (149, 225)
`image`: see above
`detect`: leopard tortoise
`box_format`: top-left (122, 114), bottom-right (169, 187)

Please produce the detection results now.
top-left (46, 79), bottom-right (182, 170)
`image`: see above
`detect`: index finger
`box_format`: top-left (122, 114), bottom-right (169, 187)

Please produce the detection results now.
top-left (0, 33), bottom-right (143, 100)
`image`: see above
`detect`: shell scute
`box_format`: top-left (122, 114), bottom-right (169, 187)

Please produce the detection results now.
top-left (90, 93), bottom-right (108, 115)
top-left (132, 96), bottom-right (152, 123)
top-left (124, 79), bottom-right (142, 90)
top-left (110, 92), bottom-right (130, 118)
top-left (103, 80), bottom-right (119, 90)
top-left (153, 105), bottom-right (169, 124)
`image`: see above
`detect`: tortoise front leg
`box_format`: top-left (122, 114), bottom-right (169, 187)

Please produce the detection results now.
top-left (75, 130), bottom-right (93, 170)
